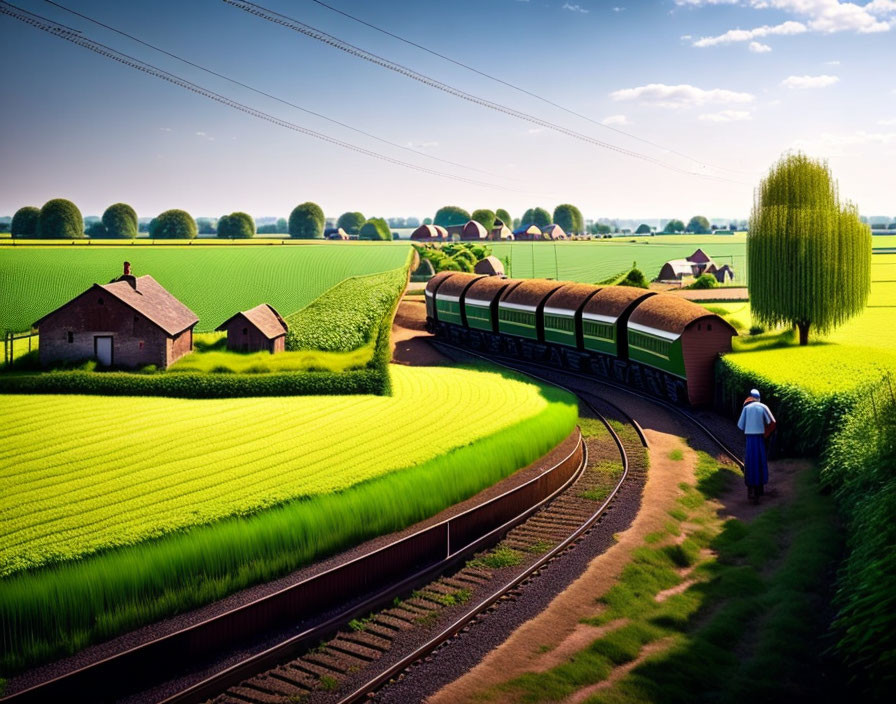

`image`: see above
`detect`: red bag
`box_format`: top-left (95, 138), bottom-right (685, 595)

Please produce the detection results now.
top-left (764, 420), bottom-right (777, 438)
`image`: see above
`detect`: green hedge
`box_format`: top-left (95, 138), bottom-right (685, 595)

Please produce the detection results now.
top-left (0, 367), bottom-right (388, 397)
top-left (715, 356), bottom-right (861, 456)
top-left (821, 380), bottom-right (896, 698)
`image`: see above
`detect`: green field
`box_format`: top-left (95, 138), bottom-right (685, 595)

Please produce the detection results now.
top-left (0, 364), bottom-right (577, 670)
top-left (0, 244), bottom-right (410, 333)
top-left (489, 237), bottom-right (747, 284)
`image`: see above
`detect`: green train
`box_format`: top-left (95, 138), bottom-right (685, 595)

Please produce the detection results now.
top-left (425, 272), bottom-right (737, 405)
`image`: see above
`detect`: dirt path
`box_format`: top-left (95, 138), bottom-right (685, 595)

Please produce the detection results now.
top-left (428, 430), bottom-right (698, 704)
top-left (390, 298), bottom-right (449, 366)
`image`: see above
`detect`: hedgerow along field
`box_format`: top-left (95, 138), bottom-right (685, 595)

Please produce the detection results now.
top-left (0, 365), bottom-right (577, 672)
top-left (0, 244), bottom-right (410, 333)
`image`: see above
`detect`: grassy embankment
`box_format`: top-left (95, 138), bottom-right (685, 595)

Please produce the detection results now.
top-left (0, 365), bottom-right (578, 674)
top-left (488, 449), bottom-right (842, 704)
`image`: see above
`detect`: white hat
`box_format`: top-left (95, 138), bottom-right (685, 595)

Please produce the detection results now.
top-left (750, 389), bottom-right (760, 398)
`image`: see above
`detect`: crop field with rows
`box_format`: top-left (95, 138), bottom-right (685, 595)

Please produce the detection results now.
top-left (0, 244), bottom-right (410, 333)
top-left (489, 237), bottom-right (747, 284)
top-left (0, 365), bottom-right (577, 670)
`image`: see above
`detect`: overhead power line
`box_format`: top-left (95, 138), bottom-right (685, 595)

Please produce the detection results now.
top-left (41, 0), bottom-right (507, 180)
top-left (0, 1), bottom-right (536, 195)
top-left (306, 0), bottom-right (752, 177)
top-left (222, 0), bottom-right (750, 186)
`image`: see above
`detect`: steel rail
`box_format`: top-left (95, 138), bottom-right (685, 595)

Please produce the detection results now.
top-left (331, 345), bottom-right (637, 704)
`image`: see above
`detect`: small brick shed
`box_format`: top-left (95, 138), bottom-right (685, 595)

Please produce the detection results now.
top-left (33, 262), bottom-right (199, 369)
top-left (215, 304), bottom-right (288, 353)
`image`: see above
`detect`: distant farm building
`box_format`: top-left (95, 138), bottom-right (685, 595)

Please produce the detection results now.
top-left (474, 255), bottom-right (505, 276)
top-left (542, 224), bottom-right (567, 240)
top-left (461, 220), bottom-right (489, 240)
top-left (410, 224), bottom-right (448, 240)
top-left (490, 224), bottom-right (514, 240)
top-left (444, 224), bottom-right (465, 240)
top-left (325, 227), bottom-right (349, 240)
top-left (216, 304), bottom-right (288, 353)
top-left (513, 224), bottom-right (542, 240)
top-left (33, 262), bottom-right (198, 369)
top-left (656, 249), bottom-right (735, 283)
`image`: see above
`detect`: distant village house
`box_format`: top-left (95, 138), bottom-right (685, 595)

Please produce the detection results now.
top-left (33, 262), bottom-right (199, 369)
top-left (656, 249), bottom-right (735, 284)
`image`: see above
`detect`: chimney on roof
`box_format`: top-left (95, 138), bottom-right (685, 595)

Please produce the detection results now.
top-left (119, 261), bottom-right (137, 289)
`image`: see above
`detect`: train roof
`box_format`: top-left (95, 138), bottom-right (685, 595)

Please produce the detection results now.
top-left (437, 272), bottom-right (483, 297)
top-left (464, 275), bottom-right (518, 303)
top-left (543, 283), bottom-right (601, 313)
top-left (499, 279), bottom-right (566, 309)
top-left (628, 294), bottom-right (738, 336)
top-left (424, 271), bottom-right (456, 295)
top-left (582, 286), bottom-right (655, 322)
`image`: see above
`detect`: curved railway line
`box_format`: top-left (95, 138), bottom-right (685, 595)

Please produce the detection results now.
top-left (2, 342), bottom-right (744, 704)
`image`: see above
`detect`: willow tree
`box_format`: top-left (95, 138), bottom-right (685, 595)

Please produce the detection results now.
top-left (749, 152), bottom-right (871, 345)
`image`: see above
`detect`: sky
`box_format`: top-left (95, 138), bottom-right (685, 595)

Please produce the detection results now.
top-left (0, 0), bottom-right (894, 221)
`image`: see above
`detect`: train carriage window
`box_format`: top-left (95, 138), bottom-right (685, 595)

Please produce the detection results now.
top-left (545, 314), bottom-right (574, 332)
top-left (499, 309), bottom-right (535, 326)
top-left (630, 331), bottom-right (671, 359)
top-left (583, 321), bottom-right (614, 341)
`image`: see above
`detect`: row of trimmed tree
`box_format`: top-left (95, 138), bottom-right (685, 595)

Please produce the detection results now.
top-left (8, 200), bottom-right (394, 240)
top-left (430, 204), bottom-right (585, 234)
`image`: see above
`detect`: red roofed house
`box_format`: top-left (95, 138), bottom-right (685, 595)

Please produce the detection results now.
top-left (216, 304), bottom-right (288, 353)
top-left (33, 262), bottom-right (199, 369)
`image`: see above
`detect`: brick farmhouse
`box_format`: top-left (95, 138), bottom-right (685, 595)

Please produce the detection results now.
top-left (215, 304), bottom-right (288, 353)
top-left (33, 262), bottom-right (199, 369)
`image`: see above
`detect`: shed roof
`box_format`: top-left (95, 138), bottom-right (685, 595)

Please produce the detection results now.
top-left (474, 255), bottom-right (505, 276)
top-left (464, 275), bottom-right (518, 304)
top-left (686, 248), bottom-right (712, 263)
top-left (461, 220), bottom-right (488, 239)
top-left (34, 275), bottom-right (200, 335)
top-left (513, 224), bottom-right (542, 237)
top-left (438, 273), bottom-right (483, 297)
top-left (216, 303), bottom-right (288, 339)
top-left (660, 260), bottom-right (699, 278)
top-left (629, 294), bottom-right (736, 336)
top-left (500, 278), bottom-right (565, 308)
top-left (543, 283), bottom-right (600, 312)
top-left (411, 224), bottom-right (441, 239)
top-left (424, 270), bottom-right (456, 295)
top-left (490, 225), bottom-right (514, 240)
top-left (433, 225), bottom-right (448, 237)
top-left (582, 286), bottom-right (655, 321)
top-left (542, 224), bottom-right (567, 239)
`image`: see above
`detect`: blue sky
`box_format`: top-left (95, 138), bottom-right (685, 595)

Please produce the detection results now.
top-left (1, 0), bottom-right (893, 221)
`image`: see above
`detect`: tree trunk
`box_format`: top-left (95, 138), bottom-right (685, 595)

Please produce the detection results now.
top-left (798, 321), bottom-right (810, 346)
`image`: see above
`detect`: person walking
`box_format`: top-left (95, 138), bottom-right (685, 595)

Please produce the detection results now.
top-left (737, 389), bottom-right (776, 504)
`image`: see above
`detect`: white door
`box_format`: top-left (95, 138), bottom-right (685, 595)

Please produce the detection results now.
top-left (95, 336), bottom-right (113, 366)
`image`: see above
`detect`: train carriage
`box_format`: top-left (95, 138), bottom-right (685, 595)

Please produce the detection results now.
top-left (580, 287), bottom-right (655, 358)
top-left (432, 273), bottom-right (482, 327)
top-left (424, 271), bottom-right (457, 322)
top-left (541, 283), bottom-right (602, 348)
top-left (627, 295), bottom-right (737, 405)
top-left (463, 276), bottom-right (521, 333)
top-left (497, 279), bottom-right (566, 342)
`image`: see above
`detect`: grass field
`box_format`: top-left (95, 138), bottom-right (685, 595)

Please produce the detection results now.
top-left (489, 237), bottom-right (747, 284)
top-left (0, 364), bottom-right (577, 671)
top-left (0, 244), bottom-right (410, 333)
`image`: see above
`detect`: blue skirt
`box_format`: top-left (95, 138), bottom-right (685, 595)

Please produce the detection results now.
top-left (744, 434), bottom-right (768, 487)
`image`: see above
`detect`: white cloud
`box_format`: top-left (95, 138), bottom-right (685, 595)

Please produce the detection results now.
top-left (686, 1), bottom-right (895, 48)
top-left (826, 59), bottom-right (841, 64)
top-left (693, 20), bottom-right (807, 47)
top-left (698, 109), bottom-right (753, 122)
top-left (877, 117), bottom-right (896, 126)
top-left (159, 127), bottom-right (172, 132)
top-left (680, 34), bottom-right (693, 39)
top-left (562, 2), bottom-right (590, 13)
top-left (602, 114), bottom-right (630, 125)
top-left (794, 129), bottom-right (896, 156)
top-left (748, 40), bottom-right (773, 51)
top-left (195, 131), bottom-right (215, 141)
top-left (527, 128), bottom-right (544, 135)
top-left (610, 83), bottom-right (755, 108)
top-left (613, 6), bottom-right (626, 11)
top-left (406, 140), bottom-right (439, 149)
top-left (780, 74), bottom-right (840, 88)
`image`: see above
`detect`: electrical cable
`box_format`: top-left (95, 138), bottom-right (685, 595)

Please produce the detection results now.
top-left (41, 0), bottom-right (508, 180)
top-left (222, 0), bottom-right (750, 186)
top-left (0, 1), bottom-right (538, 195)
top-left (305, 0), bottom-right (754, 177)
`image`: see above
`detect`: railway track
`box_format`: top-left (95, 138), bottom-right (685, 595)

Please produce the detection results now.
top-left (198, 346), bottom-right (646, 704)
